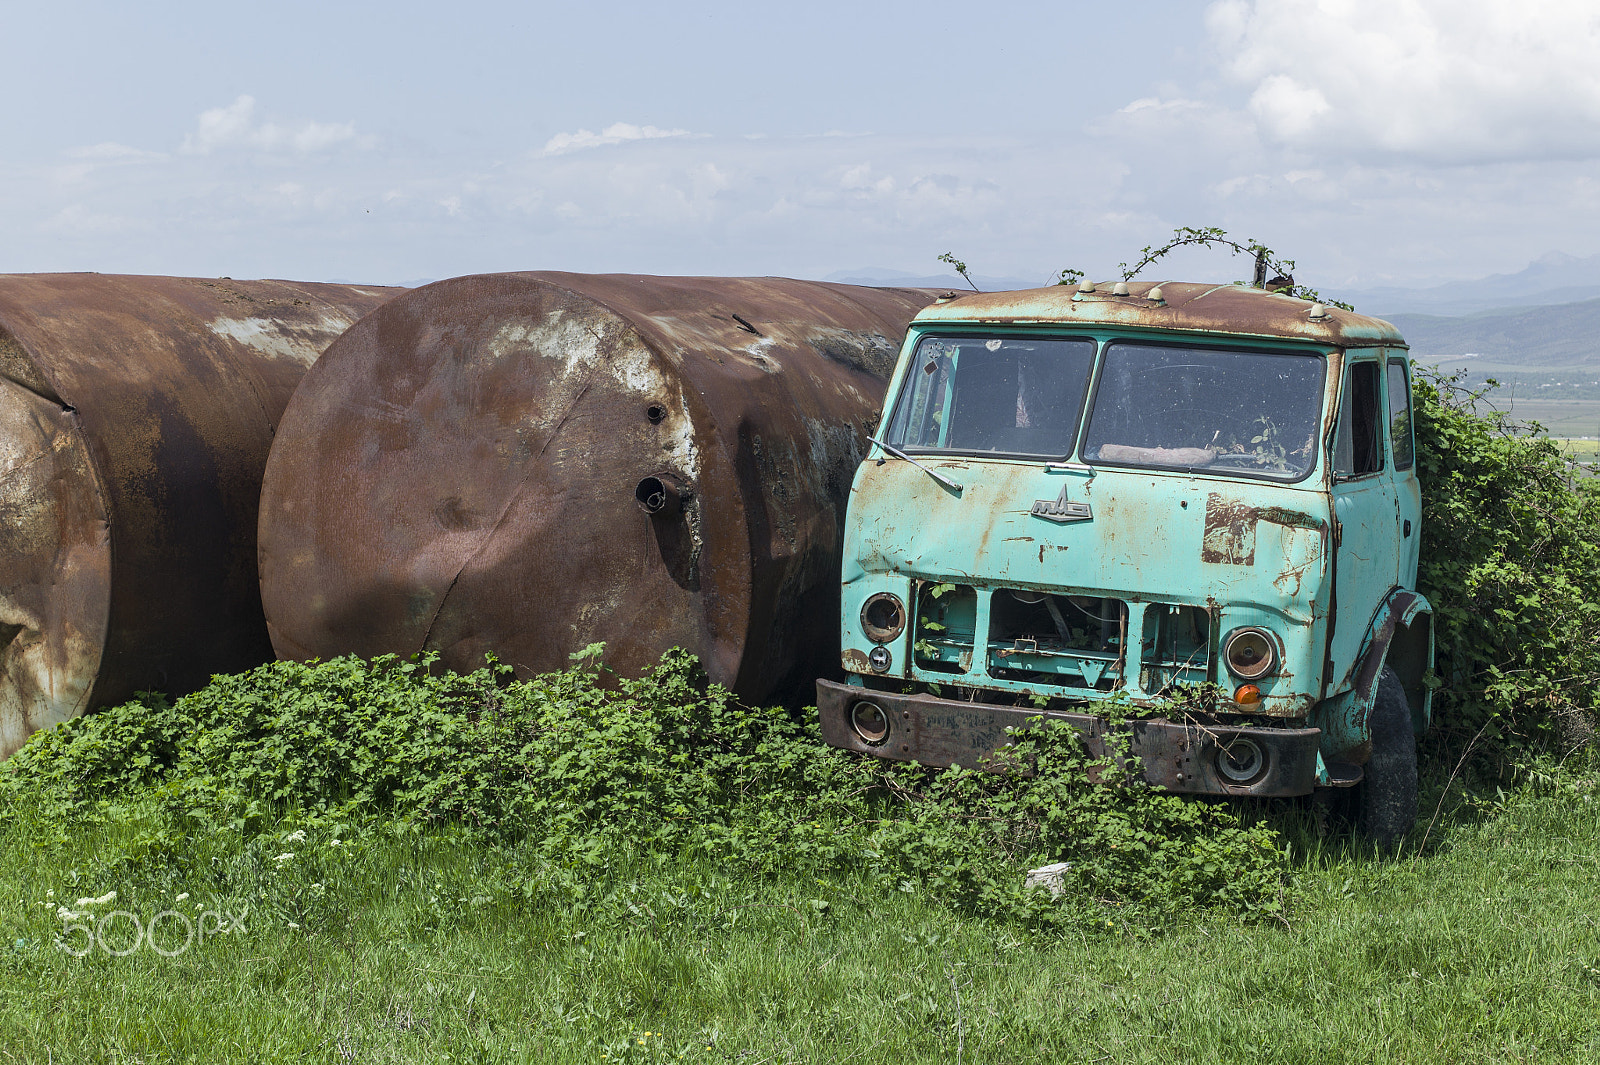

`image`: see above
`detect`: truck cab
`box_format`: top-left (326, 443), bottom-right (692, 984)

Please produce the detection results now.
top-left (818, 281), bottom-right (1433, 837)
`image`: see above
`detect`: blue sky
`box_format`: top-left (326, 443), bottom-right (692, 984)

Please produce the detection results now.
top-left (6, 0), bottom-right (1600, 291)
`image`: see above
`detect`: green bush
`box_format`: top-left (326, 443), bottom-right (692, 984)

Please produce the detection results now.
top-left (1413, 369), bottom-right (1600, 759)
top-left (0, 648), bottom-right (1286, 928)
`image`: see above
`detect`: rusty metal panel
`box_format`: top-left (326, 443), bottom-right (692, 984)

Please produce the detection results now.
top-left (0, 274), bottom-right (397, 757)
top-left (258, 273), bottom-right (936, 703)
top-left (914, 281), bottom-right (1404, 348)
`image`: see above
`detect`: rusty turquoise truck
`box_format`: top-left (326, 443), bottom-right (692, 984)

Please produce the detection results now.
top-left (817, 280), bottom-right (1433, 844)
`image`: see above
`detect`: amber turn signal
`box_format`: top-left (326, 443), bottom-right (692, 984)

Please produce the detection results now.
top-left (1233, 684), bottom-right (1262, 705)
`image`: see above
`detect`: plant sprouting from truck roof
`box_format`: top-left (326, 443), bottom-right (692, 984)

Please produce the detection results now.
top-left (943, 230), bottom-right (1352, 308)
top-left (936, 252), bottom-right (980, 292)
top-left (1112, 226), bottom-right (1356, 311)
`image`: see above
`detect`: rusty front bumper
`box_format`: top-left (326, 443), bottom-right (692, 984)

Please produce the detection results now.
top-left (817, 680), bottom-right (1319, 797)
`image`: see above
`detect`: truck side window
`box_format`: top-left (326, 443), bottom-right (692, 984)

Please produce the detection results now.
top-left (1387, 359), bottom-right (1414, 470)
top-left (1334, 361), bottom-right (1384, 477)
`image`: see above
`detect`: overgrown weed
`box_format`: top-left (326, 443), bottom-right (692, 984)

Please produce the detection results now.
top-left (0, 647), bottom-right (1287, 933)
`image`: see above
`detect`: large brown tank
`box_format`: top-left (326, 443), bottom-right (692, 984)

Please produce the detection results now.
top-left (0, 274), bottom-right (397, 758)
top-left (257, 272), bottom-right (935, 702)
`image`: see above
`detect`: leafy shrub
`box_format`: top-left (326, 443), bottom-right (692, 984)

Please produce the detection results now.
top-left (1413, 369), bottom-right (1600, 758)
top-left (0, 649), bottom-right (1285, 928)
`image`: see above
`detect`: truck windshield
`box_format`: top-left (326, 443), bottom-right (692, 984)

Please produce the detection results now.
top-left (883, 335), bottom-right (1096, 457)
top-left (1082, 341), bottom-right (1325, 480)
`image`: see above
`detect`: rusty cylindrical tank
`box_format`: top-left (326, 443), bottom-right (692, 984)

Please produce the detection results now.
top-left (258, 273), bottom-right (935, 703)
top-left (0, 274), bottom-right (397, 758)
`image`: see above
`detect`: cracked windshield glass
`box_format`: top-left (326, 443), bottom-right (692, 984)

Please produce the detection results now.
top-left (884, 335), bottom-right (1096, 457)
top-left (1082, 342), bottom-right (1325, 480)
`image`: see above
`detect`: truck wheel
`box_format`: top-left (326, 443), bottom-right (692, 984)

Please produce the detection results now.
top-left (1361, 666), bottom-right (1418, 850)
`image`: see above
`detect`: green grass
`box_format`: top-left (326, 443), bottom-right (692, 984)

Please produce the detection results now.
top-left (3, 768), bottom-right (1597, 1063)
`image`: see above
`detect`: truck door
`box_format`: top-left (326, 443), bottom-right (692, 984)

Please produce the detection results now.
top-left (1328, 357), bottom-right (1397, 690)
top-left (1386, 356), bottom-right (1422, 588)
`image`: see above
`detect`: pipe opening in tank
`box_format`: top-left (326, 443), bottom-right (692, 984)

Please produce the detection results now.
top-left (0, 622), bottom-right (22, 648)
top-left (645, 403), bottom-right (667, 424)
top-left (636, 476), bottom-right (679, 516)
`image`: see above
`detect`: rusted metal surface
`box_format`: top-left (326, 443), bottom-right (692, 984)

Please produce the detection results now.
top-left (0, 274), bottom-right (397, 758)
top-left (915, 281), bottom-right (1405, 348)
top-left (816, 680), bottom-right (1320, 796)
top-left (1202, 494), bottom-right (1329, 567)
top-left (257, 273), bottom-right (935, 703)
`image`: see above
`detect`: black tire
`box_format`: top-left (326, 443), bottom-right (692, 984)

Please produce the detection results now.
top-left (1361, 666), bottom-right (1418, 850)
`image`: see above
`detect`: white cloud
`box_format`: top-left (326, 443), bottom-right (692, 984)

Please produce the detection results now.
top-left (541, 122), bottom-right (693, 156)
top-left (1207, 0), bottom-right (1600, 162)
top-left (181, 95), bottom-right (361, 155)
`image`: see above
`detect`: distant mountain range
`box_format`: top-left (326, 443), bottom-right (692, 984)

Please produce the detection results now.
top-left (1384, 299), bottom-right (1600, 368)
top-left (1335, 252), bottom-right (1600, 317)
top-left (824, 267), bottom-right (1050, 292)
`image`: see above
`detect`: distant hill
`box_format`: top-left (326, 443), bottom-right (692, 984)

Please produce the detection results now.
top-left (1336, 251), bottom-right (1600, 317)
top-left (824, 268), bottom-right (1047, 292)
top-left (1387, 297), bottom-right (1600, 367)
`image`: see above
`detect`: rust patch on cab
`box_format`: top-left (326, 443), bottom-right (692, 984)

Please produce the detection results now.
top-left (1202, 493), bottom-right (1257, 565)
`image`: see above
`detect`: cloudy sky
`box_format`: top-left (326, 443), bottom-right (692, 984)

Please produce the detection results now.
top-left (5, 0), bottom-right (1600, 291)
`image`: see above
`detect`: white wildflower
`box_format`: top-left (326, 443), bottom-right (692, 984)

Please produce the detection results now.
top-left (286, 922), bottom-right (300, 929)
top-left (284, 829), bottom-right (307, 844)
top-left (273, 853), bottom-right (295, 862)
top-left (328, 839), bottom-right (342, 847)
top-left (174, 893), bottom-right (189, 903)
top-left (76, 892), bottom-right (116, 907)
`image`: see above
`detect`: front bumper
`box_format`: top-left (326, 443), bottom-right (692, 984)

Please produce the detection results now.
top-left (817, 680), bottom-right (1320, 797)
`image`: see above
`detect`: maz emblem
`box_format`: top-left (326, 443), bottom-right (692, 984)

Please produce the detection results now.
top-left (1030, 485), bottom-right (1092, 523)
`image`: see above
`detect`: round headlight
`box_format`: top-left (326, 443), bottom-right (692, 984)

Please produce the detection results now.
top-left (1216, 737), bottom-right (1267, 784)
top-left (1223, 627), bottom-right (1277, 680)
top-left (850, 700), bottom-right (891, 745)
top-left (861, 592), bottom-right (906, 643)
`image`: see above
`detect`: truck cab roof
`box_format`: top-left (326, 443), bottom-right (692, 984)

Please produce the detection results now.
top-left (912, 281), bottom-right (1405, 350)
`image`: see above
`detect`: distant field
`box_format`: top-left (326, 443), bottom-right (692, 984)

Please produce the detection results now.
top-left (1419, 359), bottom-right (1600, 437)
top-left (1546, 439), bottom-right (1598, 478)
top-left (1493, 400), bottom-right (1600, 438)
top-left (1556, 437), bottom-right (1600, 464)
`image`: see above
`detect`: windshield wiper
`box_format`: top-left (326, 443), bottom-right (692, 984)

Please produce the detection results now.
top-left (868, 436), bottom-right (964, 493)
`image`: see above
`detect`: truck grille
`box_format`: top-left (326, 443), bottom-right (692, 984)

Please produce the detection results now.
top-left (911, 583), bottom-right (1211, 696)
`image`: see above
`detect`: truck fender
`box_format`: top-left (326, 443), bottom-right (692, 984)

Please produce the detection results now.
top-left (1313, 589), bottom-right (1435, 767)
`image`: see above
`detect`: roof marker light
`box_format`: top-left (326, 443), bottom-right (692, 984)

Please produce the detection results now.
top-left (1308, 303), bottom-right (1329, 319)
top-left (1147, 286), bottom-right (1163, 302)
top-left (1112, 281), bottom-right (1130, 296)
top-left (1077, 279), bottom-right (1097, 293)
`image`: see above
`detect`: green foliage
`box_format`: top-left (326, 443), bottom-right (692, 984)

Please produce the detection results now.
top-left (0, 649), bottom-right (1286, 931)
top-left (1413, 368), bottom-right (1600, 758)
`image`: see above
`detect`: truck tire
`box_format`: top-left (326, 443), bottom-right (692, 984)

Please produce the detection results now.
top-left (1362, 666), bottom-right (1418, 850)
